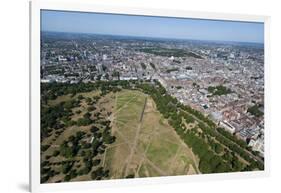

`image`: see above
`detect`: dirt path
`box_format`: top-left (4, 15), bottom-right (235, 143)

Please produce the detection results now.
top-left (142, 155), bottom-right (168, 176)
top-left (111, 93), bottom-right (138, 118)
top-left (124, 96), bottom-right (147, 176)
top-left (110, 112), bottom-right (167, 177)
top-left (109, 92), bottom-right (139, 135)
top-left (102, 142), bottom-right (128, 167)
top-left (168, 146), bottom-right (182, 173)
top-left (135, 141), bottom-right (151, 176)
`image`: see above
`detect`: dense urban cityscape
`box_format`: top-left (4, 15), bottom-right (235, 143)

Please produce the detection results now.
top-left (41, 32), bottom-right (264, 156)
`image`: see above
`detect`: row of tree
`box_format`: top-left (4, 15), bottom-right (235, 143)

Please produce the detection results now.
top-left (134, 80), bottom-right (264, 172)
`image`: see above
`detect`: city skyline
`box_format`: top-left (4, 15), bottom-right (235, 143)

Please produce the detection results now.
top-left (41, 10), bottom-right (264, 44)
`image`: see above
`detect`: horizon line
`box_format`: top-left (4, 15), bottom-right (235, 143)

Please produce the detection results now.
top-left (41, 30), bottom-right (264, 45)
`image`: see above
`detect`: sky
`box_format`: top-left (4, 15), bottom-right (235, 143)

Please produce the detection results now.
top-left (41, 10), bottom-right (264, 43)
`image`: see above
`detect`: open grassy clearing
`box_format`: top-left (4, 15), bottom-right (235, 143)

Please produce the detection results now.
top-left (104, 89), bottom-right (199, 179)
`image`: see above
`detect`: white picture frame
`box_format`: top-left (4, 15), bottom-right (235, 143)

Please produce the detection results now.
top-left (30, 0), bottom-right (270, 192)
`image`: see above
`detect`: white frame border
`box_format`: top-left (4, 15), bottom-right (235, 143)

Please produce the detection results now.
top-left (30, 0), bottom-right (271, 192)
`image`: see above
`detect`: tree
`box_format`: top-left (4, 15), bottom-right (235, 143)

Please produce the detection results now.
top-left (77, 95), bottom-right (84, 100)
top-left (62, 162), bottom-right (73, 174)
top-left (93, 159), bottom-right (101, 166)
top-left (41, 175), bottom-right (49, 183)
top-left (77, 117), bottom-right (92, 126)
top-left (199, 159), bottom-right (212, 173)
top-left (64, 175), bottom-right (71, 182)
top-left (214, 143), bottom-right (224, 154)
top-left (53, 150), bottom-right (60, 157)
top-left (125, 174), bottom-right (135, 178)
top-left (90, 126), bottom-right (99, 133)
top-left (41, 144), bottom-right (50, 152)
top-left (69, 169), bottom-right (78, 179)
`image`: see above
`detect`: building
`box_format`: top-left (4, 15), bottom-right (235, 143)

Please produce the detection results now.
top-left (219, 120), bottom-right (236, 134)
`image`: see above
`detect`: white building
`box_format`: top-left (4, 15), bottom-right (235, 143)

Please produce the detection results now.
top-left (249, 138), bottom-right (264, 157)
top-left (219, 120), bottom-right (236, 134)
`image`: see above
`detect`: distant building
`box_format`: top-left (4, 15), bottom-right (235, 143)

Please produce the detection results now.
top-left (249, 138), bottom-right (264, 157)
top-left (210, 111), bottom-right (223, 123)
top-left (120, 76), bottom-right (138, 80)
top-left (41, 79), bottom-right (52, 83)
top-left (219, 120), bottom-right (236, 134)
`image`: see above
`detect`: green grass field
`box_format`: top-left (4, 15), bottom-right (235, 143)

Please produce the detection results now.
top-left (104, 89), bottom-right (199, 178)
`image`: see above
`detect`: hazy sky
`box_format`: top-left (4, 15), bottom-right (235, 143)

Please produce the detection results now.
top-left (41, 10), bottom-right (264, 43)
